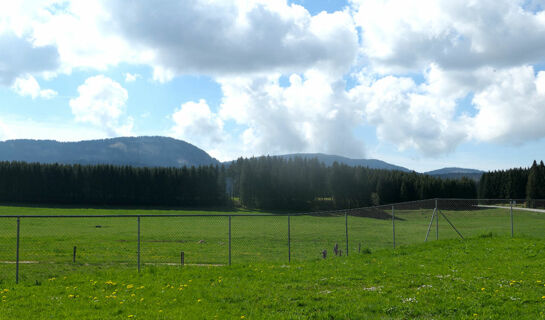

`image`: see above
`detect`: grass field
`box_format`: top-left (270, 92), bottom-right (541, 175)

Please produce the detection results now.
top-left (1, 202), bottom-right (545, 285)
top-left (2, 235), bottom-right (545, 319)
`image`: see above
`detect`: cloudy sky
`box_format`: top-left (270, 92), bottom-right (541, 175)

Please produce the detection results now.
top-left (1, 0), bottom-right (545, 172)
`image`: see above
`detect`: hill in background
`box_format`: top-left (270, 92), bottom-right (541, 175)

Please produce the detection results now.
top-left (424, 167), bottom-right (484, 181)
top-left (0, 136), bottom-right (483, 179)
top-left (0, 136), bottom-right (219, 168)
top-left (271, 153), bottom-right (411, 172)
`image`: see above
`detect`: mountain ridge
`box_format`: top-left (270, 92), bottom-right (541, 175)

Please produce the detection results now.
top-left (0, 137), bottom-right (485, 178)
top-left (0, 136), bottom-right (219, 167)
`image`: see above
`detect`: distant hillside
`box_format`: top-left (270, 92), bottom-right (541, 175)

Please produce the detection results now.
top-left (0, 136), bottom-right (219, 167)
top-left (425, 167), bottom-right (484, 181)
top-left (276, 153), bottom-right (411, 171)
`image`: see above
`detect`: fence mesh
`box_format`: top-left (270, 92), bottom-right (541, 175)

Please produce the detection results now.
top-left (1, 198), bottom-right (545, 284)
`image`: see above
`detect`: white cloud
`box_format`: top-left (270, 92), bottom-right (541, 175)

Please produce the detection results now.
top-left (218, 69), bottom-right (366, 158)
top-left (69, 75), bottom-right (132, 136)
top-left (352, 0), bottom-right (545, 72)
top-left (106, 0), bottom-right (358, 78)
top-left (124, 73), bottom-right (141, 83)
top-left (347, 71), bottom-right (468, 156)
top-left (11, 74), bottom-right (57, 99)
top-left (171, 99), bottom-right (224, 150)
top-left (469, 66), bottom-right (545, 144)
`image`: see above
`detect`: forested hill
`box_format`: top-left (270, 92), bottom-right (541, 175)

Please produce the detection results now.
top-left (0, 136), bottom-right (219, 167)
top-left (425, 167), bottom-right (484, 181)
top-left (277, 153), bottom-right (410, 171)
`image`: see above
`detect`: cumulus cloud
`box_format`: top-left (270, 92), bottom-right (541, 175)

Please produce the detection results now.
top-left (349, 73), bottom-right (468, 156)
top-left (11, 74), bottom-right (57, 99)
top-left (0, 33), bottom-right (60, 86)
top-left (107, 0), bottom-right (358, 77)
top-left (69, 75), bottom-right (132, 136)
top-left (352, 0), bottom-right (545, 72)
top-left (171, 99), bottom-right (224, 149)
top-left (469, 66), bottom-right (545, 144)
top-left (218, 70), bottom-right (366, 158)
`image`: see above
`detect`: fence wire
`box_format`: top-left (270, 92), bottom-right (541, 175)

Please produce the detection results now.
top-left (1, 198), bottom-right (545, 284)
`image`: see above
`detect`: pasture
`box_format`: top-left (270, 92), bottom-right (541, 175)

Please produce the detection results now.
top-left (1, 235), bottom-right (545, 318)
top-left (1, 201), bottom-right (545, 284)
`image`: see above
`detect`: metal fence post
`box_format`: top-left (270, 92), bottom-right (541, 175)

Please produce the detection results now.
top-left (228, 215), bottom-right (232, 266)
top-left (345, 212), bottom-right (349, 256)
top-left (392, 206), bottom-right (396, 249)
top-left (510, 200), bottom-right (514, 237)
top-left (435, 199), bottom-right (439, 240)
top-left (16, 217), bottom-right (20, 284)
top-left (137, 216), bottom-right (141, 272)
top-left (288, 215), bottom-right (291, 262)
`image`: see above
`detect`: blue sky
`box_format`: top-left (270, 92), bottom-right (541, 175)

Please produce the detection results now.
top-left (1, 0), bottom-right (545, 172)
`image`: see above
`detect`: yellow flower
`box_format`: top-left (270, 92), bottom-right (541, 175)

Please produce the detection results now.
top-left (128, 315), bottom-right (134, 318)
top-left (241, 316), bottom-right (246, 319)
top-left (159, 310), bottom-right (163, 313)
top-left (140, 298), bottom-right (144, 302)
top-left (126, 284), bottom-right (134, 289)
top-left (542, 296), bottom-right (545, 299)
top-left (481, 288), bottom-right (485, 291)
top-left (197, 299), bottom-right (202, 303)
top-left (131, 293), bottom-right (136, 297)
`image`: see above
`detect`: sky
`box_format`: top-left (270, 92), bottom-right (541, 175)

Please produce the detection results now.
top-left (1, 0), bottom-right (545, 172)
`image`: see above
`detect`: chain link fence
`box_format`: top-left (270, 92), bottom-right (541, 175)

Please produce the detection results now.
top-left (1, 198), bottom-right (544, 284)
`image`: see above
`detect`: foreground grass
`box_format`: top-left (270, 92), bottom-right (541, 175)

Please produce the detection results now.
top-left (2, 236), bottom-right (545, 319)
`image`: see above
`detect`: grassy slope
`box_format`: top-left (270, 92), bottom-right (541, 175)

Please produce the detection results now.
top-left (2, 236), bottom-right (545, 319)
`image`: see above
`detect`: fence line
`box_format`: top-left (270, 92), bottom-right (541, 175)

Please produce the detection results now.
top-left (2, 198), bottom-right (545, 284)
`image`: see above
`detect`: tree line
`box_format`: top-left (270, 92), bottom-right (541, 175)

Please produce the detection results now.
top-left (0, 161), bottom-right (227, 207)
top-left (479, 160), bottom-right (545, 205)
top-left (4, 157), bottom-right (523, 210)
top-left (227, 156), bottom-right (477, 210)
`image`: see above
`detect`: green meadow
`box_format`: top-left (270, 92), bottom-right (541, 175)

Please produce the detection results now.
top-left (2, 235), bottom-right (545, 319)
top-left (1, 203), bottom-right (545, 284)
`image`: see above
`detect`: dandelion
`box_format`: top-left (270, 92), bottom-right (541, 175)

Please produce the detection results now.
top-left (197, 299), bottom-right (202, 303)
top-left (241, 316), bottom-right (246, 319)
top-left (48, 277), bottom-right (56, 281)
top-left (68, 294), bottom-right (74, 298)
top-left (140, 298), bottom-right (144, 302)
top-left (131, 293), bottom-right (136, 297)
top-left (138, 286), bottom-right (145, 289)
top-left (126, 284), bottom-right (134, 289)
top-left (542, 296), bottom-right (545, 299)
top-left (128, 315), bottom-right (134, 318)
top-left (481, 288), bottom-right (485, 291)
